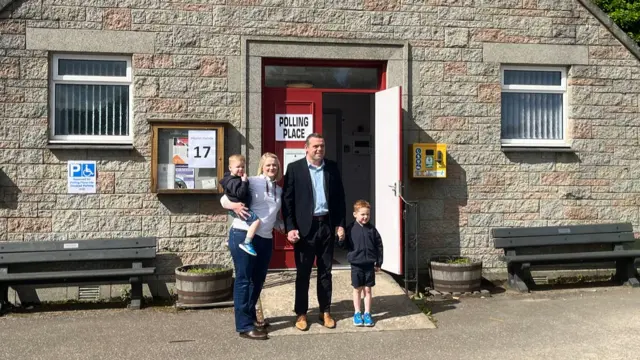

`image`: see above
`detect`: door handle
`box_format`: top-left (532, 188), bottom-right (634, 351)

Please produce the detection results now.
top-left (388, 183), bottom-right (397, 196)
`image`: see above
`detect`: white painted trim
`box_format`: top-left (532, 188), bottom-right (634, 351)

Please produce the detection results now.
top-left (48, 137), bottom-right (133, 144)
top-left (501, 65), bottom-right (566, 90)
top-left (375, 86), bottom-right (403, 275)
top-left (502, 87), bottom-right (565, 93)
top-left (52, 53), bottom-right (131, 82)
top-left (500, 66), bottom-right (568, 145)
top-left (501, 64), bottom-right (567, 73)
top-left (563, 74), bottom-right (569, 144)
top-left (501, 139), bottom-right (570, 147)
top-left (50, 53), bottom-right (134, 144)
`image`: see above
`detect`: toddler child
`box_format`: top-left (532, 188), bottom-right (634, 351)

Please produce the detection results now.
top-left (220, 154), bottom-right (261, 256)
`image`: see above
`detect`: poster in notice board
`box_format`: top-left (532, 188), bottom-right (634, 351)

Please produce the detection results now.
top-left (155, 127), bottom-right (220, 191)
top-left (188, 130), bottom-right (217, 168)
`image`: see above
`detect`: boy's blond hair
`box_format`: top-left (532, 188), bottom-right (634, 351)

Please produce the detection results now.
top-left (353, 200), bottom-right (371, 212)
top-left (228, 154), bottom-right (245, 165)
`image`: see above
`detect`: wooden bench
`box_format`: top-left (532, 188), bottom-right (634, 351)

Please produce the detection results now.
top-left (492, 223), bottom-right (640, 292)
top-left (0, 237), bottom-right (156, 313)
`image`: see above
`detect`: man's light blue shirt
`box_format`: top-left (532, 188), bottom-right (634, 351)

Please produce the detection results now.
top-left (307, 159), bottom-right (328, 216)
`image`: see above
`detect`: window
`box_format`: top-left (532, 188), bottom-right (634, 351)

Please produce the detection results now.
top-left (500, 66), bottom-right (567, 147)
top-left (50, 54), bottom-right (133, 144)
top-left (264, 65), bottom-right (379, 89)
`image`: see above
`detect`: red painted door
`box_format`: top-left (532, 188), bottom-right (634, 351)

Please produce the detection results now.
top-left (263, 88), bottom-right (323, 269)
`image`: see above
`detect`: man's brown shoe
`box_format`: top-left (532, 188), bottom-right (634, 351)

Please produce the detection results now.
top-left (295, 314), bottom-right (308, 331)
top-left (318, 312), bottom-right (336, 329)
top-left (239, 329), bottom-right (268, 340)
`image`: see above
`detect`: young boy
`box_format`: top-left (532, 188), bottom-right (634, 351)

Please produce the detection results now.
top-left (338, 200), bottom-right (383, 327)
top-left (219, 154), bottom-right (261, 256)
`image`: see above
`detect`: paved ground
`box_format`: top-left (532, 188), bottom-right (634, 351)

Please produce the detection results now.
top-left (1, 282), bottom-right (639, 359)
top-left (426, 285), bottom-right (640, 359)
top-left (259, 269), bottom-right (435, 335)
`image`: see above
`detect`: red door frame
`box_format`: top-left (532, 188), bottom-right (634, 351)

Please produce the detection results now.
top-left (261, 58), bottom-right (387, 269)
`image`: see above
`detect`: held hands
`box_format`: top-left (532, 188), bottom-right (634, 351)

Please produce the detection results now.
top-left (287, 230), bottom-right (300, 244)
top-left (286, 227), bottom-right (343, 243)
top-left (374, 267), bottom-right (381, 272)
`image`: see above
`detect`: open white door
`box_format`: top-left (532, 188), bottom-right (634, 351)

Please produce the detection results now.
top-left (374, 86), bottom-right (403, 275)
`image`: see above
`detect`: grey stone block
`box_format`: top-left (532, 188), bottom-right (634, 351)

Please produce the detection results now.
top-left (445, 28), bottom-right (469, 48)
top-left (227, 56), bottom-right (242, 93)
top-left (248, 56), bottom-right (262, 94)
top-left (246, 38), bottom-right (405, 60)
top-left (26, 28), bottom-right (155, 53)
top-left (483, 43), bottom-right (589, 65)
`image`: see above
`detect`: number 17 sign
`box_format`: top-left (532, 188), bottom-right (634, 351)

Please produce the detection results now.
top-left (188, 130), bottom-right (217, 168)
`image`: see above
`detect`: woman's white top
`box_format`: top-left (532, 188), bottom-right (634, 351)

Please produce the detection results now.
top-left (220, 175), bottom-right (282, 239)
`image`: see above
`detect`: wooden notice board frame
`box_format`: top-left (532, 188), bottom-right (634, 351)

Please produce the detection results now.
top-left (150, 122), bottom-right (225, 194)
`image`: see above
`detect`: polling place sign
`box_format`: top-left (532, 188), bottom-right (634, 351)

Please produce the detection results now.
top-left (275, 114), bottom-right (313, 141)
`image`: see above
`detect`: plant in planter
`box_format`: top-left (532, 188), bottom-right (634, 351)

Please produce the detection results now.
top-left (429, 256), bottom-right (483, 293)
top-left (175, 264), bottom-right (233, 306)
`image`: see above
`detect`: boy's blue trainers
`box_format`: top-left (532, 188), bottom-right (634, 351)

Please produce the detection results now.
top-left (239, 242), bottom-right (257, 256)
top-left (353, 312), bottom-right (364, 327)
top-left (363, 312), bottom-right (374, 327)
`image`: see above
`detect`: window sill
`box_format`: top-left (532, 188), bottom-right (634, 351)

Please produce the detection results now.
top-left (501, 146), bottom-right (576, 153)
top-left (155, 189), bottom-right (221, 195)
top-left (47, 143), bottom-right (135, 150)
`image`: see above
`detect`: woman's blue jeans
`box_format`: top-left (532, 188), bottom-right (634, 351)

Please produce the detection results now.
top-left (229, 228), bottom-right (273, 333)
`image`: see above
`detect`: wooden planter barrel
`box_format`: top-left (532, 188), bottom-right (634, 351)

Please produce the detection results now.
top-left (430, 259), bottom-right (483, 293)
top-left (175, 264), bottom-right (233, 305)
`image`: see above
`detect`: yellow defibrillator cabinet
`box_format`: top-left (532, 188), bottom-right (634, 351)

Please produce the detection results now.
top-left (409, 143), bottom-right (447, 178)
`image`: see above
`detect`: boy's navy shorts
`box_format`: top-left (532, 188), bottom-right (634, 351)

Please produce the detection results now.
top-left (228, 209), bottom-right (259, 225)
top-left (351, 263), bottom-right (375, 288)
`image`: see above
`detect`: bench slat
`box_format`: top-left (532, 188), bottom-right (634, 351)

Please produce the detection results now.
top-left (494, 232), bottom-right (635, 248)
top-left (0, 237), bottom-right (157, 253)
top-left (0, 267), bottom-right (156, 282)
top-left (505, 250), bottom-right (640, 263)
top-left (492, 223), bottom-right (633, 238)
top-left (0, 247), bottom-right (156, 265)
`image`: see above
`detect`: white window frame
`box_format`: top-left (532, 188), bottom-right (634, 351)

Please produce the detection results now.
top-left (500, 65), bottom-right (568, 147)
top-left (49, 53), bottom-right (133, 144)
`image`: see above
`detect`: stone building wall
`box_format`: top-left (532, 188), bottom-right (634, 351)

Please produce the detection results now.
top-left (0, 0), bottom-right (639, 285)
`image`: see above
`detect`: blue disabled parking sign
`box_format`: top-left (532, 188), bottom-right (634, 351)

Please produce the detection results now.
top-left (67, 161), bottom-right (97, 194)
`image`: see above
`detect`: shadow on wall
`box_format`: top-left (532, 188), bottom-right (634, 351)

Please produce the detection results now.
top-left (48, 148), bottom-right (148, 163)
top-left (0, 0), bottom-right (27, 17)
top-left (409, 131), bottom-right (468, 269)
top-left (504, 151), bottom-right (584, 201)
top-left (503, 151), bottom-right (581, 166)
top-left (0, 166), bottom-right (20, 211)
top-left (147, 253), bottom-right (184, 299)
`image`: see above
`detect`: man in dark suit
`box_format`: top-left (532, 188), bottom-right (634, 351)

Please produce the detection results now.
top-left (282, 133), bottom-right (346, 331)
